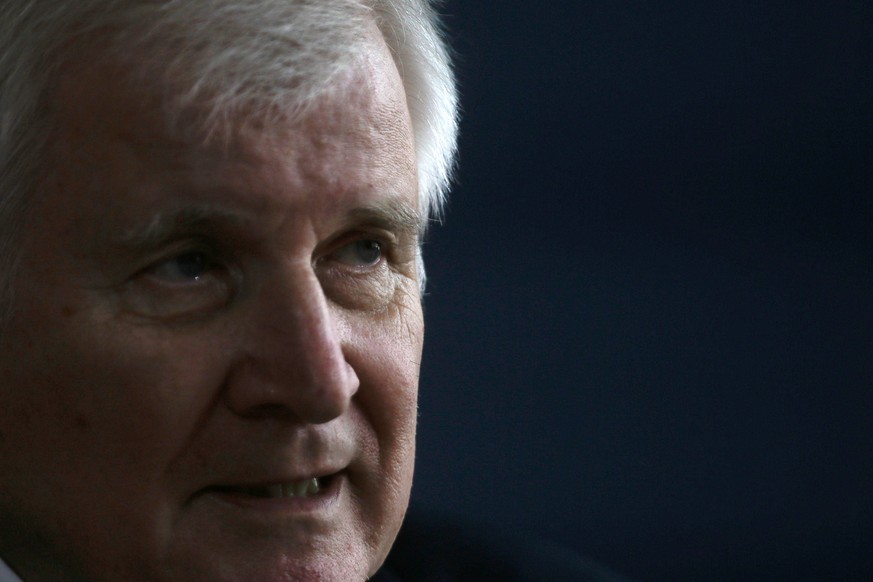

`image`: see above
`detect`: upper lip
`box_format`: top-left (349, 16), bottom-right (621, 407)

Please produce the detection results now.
top-left (186, 428), bottom-right (356, 497)
top-left (210, 470), bottom-right (340, 489)
top-left (195, 456), bottom-right (351, 493)
top-left (203, 460), bottom-right (345, 483)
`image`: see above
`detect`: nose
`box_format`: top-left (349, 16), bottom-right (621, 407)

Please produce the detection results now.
top-left (224, 264), bottom-right (359, 424)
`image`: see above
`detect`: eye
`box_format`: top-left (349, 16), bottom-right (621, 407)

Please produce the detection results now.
top-left (148, 251), bottom-right (215, 283)
top-left (331, 239), bottom-right (383, 268)
top-left (124, 249), bottom-right (236, 321)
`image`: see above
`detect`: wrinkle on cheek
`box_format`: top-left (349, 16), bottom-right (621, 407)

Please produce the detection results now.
top-left (387, 282), bottom-right (424, 342)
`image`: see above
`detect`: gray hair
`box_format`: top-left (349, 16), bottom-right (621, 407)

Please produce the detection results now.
top-left (0, 0), bottom-right (458, 317)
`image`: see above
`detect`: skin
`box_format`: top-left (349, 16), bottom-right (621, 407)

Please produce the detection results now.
top-left (0, 25), bottom-right (421, 582)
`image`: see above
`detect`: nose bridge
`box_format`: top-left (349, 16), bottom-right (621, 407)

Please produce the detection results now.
top-left (230, 261), bottom-right (358, 424)
top-left (286, 267), bottom-right (345, 384)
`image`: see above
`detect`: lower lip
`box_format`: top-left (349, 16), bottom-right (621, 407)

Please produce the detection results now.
top-left (201, 473), bottom-right (343, 515)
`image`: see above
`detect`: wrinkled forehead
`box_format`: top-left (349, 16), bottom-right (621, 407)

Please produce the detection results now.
top-left (45, 1), bottom-right (389, 146)
top-left (40, 18), bottom-right (419, 245)
top-left (45, 17), bottom-right (412, 161)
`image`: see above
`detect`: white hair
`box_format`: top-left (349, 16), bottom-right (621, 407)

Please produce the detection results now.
top-left (0, 0), bottom-right (458, 317)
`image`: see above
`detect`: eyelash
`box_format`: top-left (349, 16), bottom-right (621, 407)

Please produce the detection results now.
top-left (127, 230), bottom-right (405, 318)
top-left (143, 233), bottom-right (391, 275)
top-left (327, 238), bottom-right (386, 268)
top-left (145, 250), bottom-right (223, 283)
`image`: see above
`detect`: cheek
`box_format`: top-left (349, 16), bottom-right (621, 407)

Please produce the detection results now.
top-left (78, 336), bottom-right (229, 464)
top-left (346, 314), bottom-right (421, 575)
top-left (0, 310), bottom-right (228, 480)
top-left (349, 297), bottom-right (423, 483)
top-left (352, 296), bottom-right (423, 427)
top-left (0, 310), bottom-right (231, 568)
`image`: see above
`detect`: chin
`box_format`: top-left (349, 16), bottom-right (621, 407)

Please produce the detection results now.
top-left (159, 547), bottom-right (375, 582)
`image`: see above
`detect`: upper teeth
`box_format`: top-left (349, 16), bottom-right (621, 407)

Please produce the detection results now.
top-left (248, 478), bottom-right (321, 498)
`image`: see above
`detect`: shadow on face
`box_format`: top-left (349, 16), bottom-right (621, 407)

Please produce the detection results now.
top-left (0, 21), bottom-right (422, 582)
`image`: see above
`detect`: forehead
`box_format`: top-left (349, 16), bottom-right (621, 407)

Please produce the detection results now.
top-left (50, 20), bottom-right (409, 154)
top-left (41, 23), bottom-right (417, 228)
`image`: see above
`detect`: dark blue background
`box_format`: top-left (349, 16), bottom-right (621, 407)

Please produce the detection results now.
top-left (411, 2), bottom-right (873, 580)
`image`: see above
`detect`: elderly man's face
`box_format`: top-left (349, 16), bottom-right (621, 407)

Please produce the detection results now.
top-left (0, 28), bottom-right (421, 582)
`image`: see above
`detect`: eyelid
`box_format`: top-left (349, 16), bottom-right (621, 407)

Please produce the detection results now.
top-left (131, 237), bottom-right (220, 274)
top-left (129, 240), bottom-right (231, 291)
top-left (144, 251), bottom-right (218, 284)
top-left (122, 244), bottom-right (239, 321)
top-left (318, 228), bottom-right (398, 262)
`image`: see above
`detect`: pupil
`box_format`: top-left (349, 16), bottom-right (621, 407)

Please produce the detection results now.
top-left (358, 240), bottom-right (381, 264)
top-left (176, 253), bottom-right (206, 279)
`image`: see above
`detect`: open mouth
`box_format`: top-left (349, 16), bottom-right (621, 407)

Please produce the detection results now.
top-left (209, 474), bottom-right (336, 500)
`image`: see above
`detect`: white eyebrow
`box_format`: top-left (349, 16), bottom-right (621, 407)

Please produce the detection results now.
top-left (116, 204), bottom-right (249, 252)
top-left (347, 200), bottom-right (422, 235)
top-left (116, 199), bottom-right (422, 253)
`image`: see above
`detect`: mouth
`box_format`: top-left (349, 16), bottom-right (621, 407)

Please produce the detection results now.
top-left (206, 474), bottom-right (336, 500)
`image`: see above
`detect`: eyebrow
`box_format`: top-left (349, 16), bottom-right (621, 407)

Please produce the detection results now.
top-left (347, 200), bottom-right (422, 237)
top-left (115, 199), bottom-right (422, 253)
top-left (115, 205), bottom-right (250, 252)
